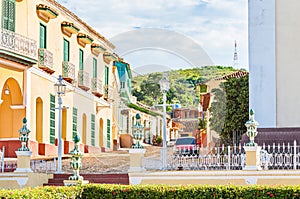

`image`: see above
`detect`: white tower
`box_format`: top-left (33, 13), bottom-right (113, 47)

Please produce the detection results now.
top-left (249, 0), bottom-right (300, 128)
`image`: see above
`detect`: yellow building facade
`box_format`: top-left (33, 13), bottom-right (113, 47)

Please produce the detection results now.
top-left (0, 0), bottom-right (120, 157)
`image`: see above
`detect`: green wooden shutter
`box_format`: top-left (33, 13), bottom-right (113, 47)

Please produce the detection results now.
top-left (2, 0), bottom-right (15, 31)
top-left (91, 114), bottom-right (95, 146)
top-left (50, 94), bottom-right (56, 144)
top-left (79, 49), bottom-right (84, 70)
top-left (72, 107), bottom-right (78, 138)
top-left (63, 39), bottom-right (69, 62)
top-left (2, 0), bottom-right (8, 29)
top-left (39, 23), bottom-right (46, 48)
top-left (107, 119), bottom-right (111, 148)
top-left (105, 66), bottom-right (109, 84)
top-left (93, 58), bottom-right (97, 78)
top-left (7, 0), bottom-right (14, 31)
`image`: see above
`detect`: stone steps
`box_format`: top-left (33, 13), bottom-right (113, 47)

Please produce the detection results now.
top-left (43, 173), bottom-right (129, 186)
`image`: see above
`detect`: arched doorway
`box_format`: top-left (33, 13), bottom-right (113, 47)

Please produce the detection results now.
top-left (82, 114), bottom-right (87, 145)
top-left (36, 97), bottom-right (43, 143)
top-left (99, 118), bottom-right (103, 147)
top-left (0, 78), bottom-right (24, 138)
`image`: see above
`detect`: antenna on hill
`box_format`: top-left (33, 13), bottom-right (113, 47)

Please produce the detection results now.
top-left (233, 40), bottom-right (239, 68)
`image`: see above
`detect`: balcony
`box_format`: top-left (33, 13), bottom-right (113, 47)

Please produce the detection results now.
top-left (38, 48), bottom-right (54, 74)
top-left (120, 81), bottom-right (131, 101)
top-left (103, 52), bottom-right (118, 64)
top-left (62, 61), bottom-right (75, 83)
top-left (36, 4), bottom-right (58, 23)
top-left (61, 21), bottom-right (80, 37)
top-left (91, 43), bottom-right (106, 56)
top-left (77, 33), bottom-right (93, 47)
top-left (91, 78), bottom-right (103, 97)
top-left (78, 70), bottom-right (90, 91)
top-left (0, 28), bottom-right (37, 64)
top-left (103, 84), bottom-right (113, 100)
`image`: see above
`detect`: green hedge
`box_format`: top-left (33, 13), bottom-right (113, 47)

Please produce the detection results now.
top-left (0, 186), bottom-right (82, 199)
top-left (1, 184), bottom-right (300, 199)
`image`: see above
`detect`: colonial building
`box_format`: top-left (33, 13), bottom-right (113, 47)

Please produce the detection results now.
top-left (172, 108), bottom-right (199, 138)
top-left (0, 0), bottom-right (123, 157)
top-left (197, 70), bottom-right (248, 147)
top-left (0, 0), bottom-right (172, 158)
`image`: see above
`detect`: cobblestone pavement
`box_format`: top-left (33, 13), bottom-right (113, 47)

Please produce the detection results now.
top-left (62, 145), bottom-right (161, 174)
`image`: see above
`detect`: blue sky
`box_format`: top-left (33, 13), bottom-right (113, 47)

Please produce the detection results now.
top-left (56, 0), bottom-right (248, 73)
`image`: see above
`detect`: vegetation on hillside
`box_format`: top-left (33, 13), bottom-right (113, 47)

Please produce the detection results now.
top-left (209, 75), bottom-right (249, 145)
top-left (132, 66), bottom-right (237, 108)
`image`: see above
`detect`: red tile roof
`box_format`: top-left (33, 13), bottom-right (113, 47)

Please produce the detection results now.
top-left (215, 70), bottom-right (248, 81)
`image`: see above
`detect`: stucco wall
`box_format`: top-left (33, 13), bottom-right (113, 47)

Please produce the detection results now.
top-left (275, 0), bottom-right (300, 127)
top-left (248, 0), bottom-right (276, 128)
top-left (129, 170), bottom-right (300, 186)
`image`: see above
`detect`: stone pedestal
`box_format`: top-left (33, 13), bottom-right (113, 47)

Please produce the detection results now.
top-left (243, 146), bottom-right (262, 171)
top-left (14, 151), bottom-right (32, 173)
top-left (128, 149), bottom-right (146, 173)
top-left (63, 179), bottom-right (89, 186)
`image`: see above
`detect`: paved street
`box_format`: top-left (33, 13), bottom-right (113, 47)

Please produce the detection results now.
top-left (62, 145), bottom-right (161, 174)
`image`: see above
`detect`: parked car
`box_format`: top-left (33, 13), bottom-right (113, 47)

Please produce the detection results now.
top-left (174, 137), bottom-right (198, 155)
top-left (167, 139), bottom-right (176, 147)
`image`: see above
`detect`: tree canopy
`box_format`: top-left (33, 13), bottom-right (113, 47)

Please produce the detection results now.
top-left (132, 66), bottom-right (237, 108)
top-left (209, 75), bottom-right (249, 145)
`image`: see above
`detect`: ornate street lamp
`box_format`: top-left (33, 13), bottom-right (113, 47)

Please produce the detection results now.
top-left (159, 72), bottom-right (170, 169)
top-left (54, 75), bottom-right (66, 173)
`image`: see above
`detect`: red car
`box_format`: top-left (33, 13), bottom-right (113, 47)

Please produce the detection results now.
top-left (174, 137), bottom-right (198, 155)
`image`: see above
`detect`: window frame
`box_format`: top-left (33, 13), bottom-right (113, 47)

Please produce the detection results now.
top-left (39, 23), bottom-right (47, 49)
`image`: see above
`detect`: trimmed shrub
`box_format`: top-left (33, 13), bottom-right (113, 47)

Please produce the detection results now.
top-left (0, 186), bottom-right (82, 199)
top-left (1, 184), bottom-right (300, 199)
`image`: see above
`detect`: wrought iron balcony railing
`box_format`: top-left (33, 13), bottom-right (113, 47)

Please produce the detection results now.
top-left (38, 48), bottom-right (54, 74)
top-left (103, 84), bottom-right (113, 100)
top-left (0, 28), bottom-right (37, 63)
top-left (62, 61), bottom-right (75, 83)
top-left (78, 70), bottom-right (90, 91)
top-left (91, 78), bottom-right (103, 97)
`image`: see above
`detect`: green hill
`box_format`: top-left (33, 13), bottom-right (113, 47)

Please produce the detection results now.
top-left (131, 66), bottom-right (240, 108)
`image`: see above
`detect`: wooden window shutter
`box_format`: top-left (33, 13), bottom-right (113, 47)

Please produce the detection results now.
top-left (63, 39), bottom-right (69, 61)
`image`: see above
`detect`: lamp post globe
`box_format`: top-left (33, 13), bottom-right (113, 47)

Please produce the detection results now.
top-left (159, 73), bottom-right (170, 92)
top-left (54, 75), bottom-right (66, 97)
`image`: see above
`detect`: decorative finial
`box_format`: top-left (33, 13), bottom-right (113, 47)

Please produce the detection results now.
top-left (136, 113), bottom-right (141, 120)
top-left (250, 109), bottom-right (254, 115)
top-left (73, 134), bottom-right (80, 144)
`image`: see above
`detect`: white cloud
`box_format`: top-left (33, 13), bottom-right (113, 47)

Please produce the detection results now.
top-left (56, 0), bottom-right (248, 69)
